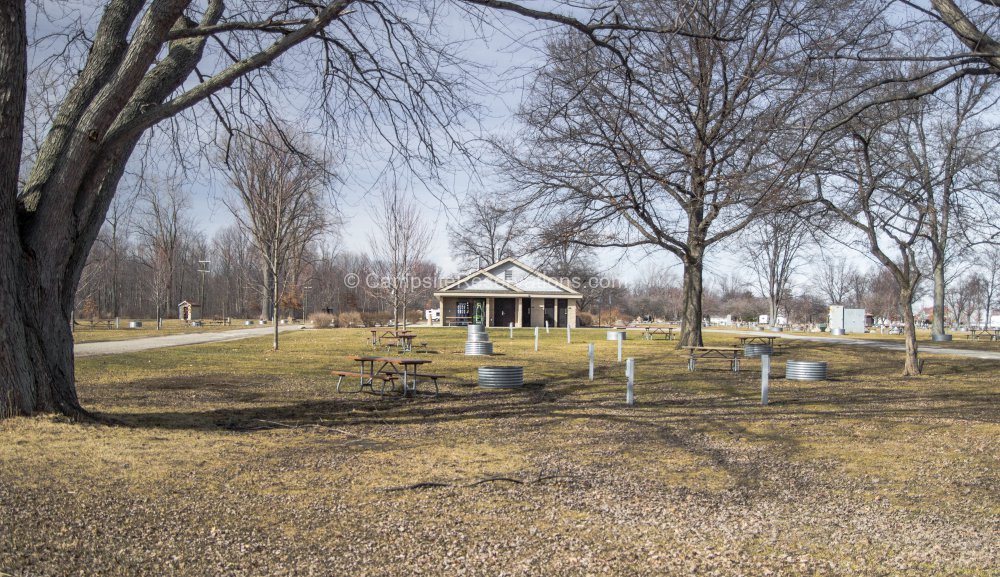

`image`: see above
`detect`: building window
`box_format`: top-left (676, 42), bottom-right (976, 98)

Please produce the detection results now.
top-left (505, 269), bottom-right (513, 282)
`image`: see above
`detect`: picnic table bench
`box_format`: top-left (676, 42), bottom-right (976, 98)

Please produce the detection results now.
top-left (643, 326), bottom-right (675, 341)
top-left (380, 334), bottom-right (416, 352)
top-left (966, 328), bottom-right (999, 341)
top-left (332, 370), bottom-right (399, 394)
top-left (736, 335), bottom-right (778, 347)
top-left (338, 356), bottom-right (439, 398)
top-left (77, 320), bottom-right (114, 330)
top-left (683, 346), bottom-right (743, 372)
top-left (380, 370), bottom-right (445, 397)
top-left (369, 329), bottom-right (416, 347)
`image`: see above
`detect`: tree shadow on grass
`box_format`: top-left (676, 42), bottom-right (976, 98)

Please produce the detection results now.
top-left (92, 357), bottom-right (1000, 436)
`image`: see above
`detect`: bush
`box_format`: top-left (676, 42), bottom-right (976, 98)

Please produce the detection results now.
top-left (308, 312), bottom-right (335, 328)
top-left (338, 311), bottom-right (364, 327)
top-left (576, 312), bottom-right (593, 327)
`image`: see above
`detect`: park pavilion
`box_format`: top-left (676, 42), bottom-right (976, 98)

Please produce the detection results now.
top-left (432, 257), bottom-right (583, 328)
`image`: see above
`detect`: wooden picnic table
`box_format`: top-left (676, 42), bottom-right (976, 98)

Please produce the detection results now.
top-left (736, 335), bottom-right (778, 347)
top-left (369, 329), bottom-right (416, 347)
top-left (380, 334), bottom-right (416, 352)
top-left (643, 326), bottom-right (675, 341)
top-left (345, 356), bottom-right (434, 397)
top-left (966, 328), bottom-right (999, 341)
top-left (683, 346), bottom-right (743, 372)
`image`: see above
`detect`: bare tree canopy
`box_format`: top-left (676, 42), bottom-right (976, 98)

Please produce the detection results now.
top-left (224, 127), bottom-right (331, 350)
top-left (369, 187), bottom-right (433, 329)
top-left (448, 193), bottom-right (532, 272)
top-left (813, 97), bottom-right (930, 375)
top-left (742, 212), bottom-right (810, 327)
top-left (502, 0), bottom-right (859, 346)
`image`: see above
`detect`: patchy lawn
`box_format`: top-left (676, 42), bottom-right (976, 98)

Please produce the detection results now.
top-left (1, 328), bottom-right (997, 576)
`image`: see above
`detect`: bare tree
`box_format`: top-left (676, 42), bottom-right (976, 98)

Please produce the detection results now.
top-left (813, 251), bottom-right (860, 306)
top-left (224, 128), bottom-right (331, 350)
top-left (743, 213), bottom-right (810, 326)
top-left (895, 76), bottom-right (1000, 337)
top-left (448, 192), bottom-right (532, 272)
top-left (503, 0), bottom-right (848, 347)
top-left (974, 244), bottom-right (1000, 328)
top-left (135, 182), bottom-right (191, 329)
top-left (102, 192), bottom-right (138, 323)
top-left (946, 272), bottom-right (983, 328)
top-left (369, 188), bottom-right (433, 329)
top-left (814, 102), bottom-right (928, 375)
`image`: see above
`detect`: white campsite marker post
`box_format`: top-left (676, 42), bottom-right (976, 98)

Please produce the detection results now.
top-left (509, 322), bottom-right (514, 339)
top-left (761, 353), bottom-right (771, 406)
top-left (626, 358), bottom-right (635, 405)
top-left (617, 332), bottom-right (623, 362)
top-left (534, 326), bottom-right (539, 352)
top-left (545, 320), bottom-right (549, 334)
top-left (566, 325), bottom-right (571, 344)
top-left (588, 343), bottom-right (595, 381)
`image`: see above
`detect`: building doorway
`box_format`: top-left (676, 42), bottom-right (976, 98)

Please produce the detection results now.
top-left (493, 298), bottom-right (516, 327)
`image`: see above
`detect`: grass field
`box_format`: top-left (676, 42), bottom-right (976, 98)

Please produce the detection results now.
top-left (2, 327), bottom-right (997, 576)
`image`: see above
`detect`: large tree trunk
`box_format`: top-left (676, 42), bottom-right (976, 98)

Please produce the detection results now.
top-left (678, 250), bottom-right (704, 347)
top-left (900, 287), bottom-right (921, 376)
top-left (0, 255), bottom-right (84, 418)
top-left (932, 252), bottom-right (947, 336)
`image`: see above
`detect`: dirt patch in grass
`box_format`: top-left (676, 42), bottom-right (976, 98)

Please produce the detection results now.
top-left (2, 328), bottom-right (998, 575)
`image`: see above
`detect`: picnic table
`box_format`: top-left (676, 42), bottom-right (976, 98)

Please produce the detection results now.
top-left (966, 328), bottom-right (999, 341)
top-left (736, 335), bottom-right (778, 347)
top-left (643, 326), bottom-right (675, 341)
top-left (334, 356), bottom-right (437, 398)
top-left (380, 333), bottom-right (416, 352)
top-left (683, 346), bottom-right (742, 372)
top-left (369, 329), bottom-right (416, 348)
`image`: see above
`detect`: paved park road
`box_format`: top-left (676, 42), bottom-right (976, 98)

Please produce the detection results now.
top-left (707, 329), bottom-right (1000, 361)
top-left (74, 325), bottom-right (305, 357)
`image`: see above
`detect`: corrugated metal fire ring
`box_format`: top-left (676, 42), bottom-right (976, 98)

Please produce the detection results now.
top-left (478, 366), bottom-right (524, 388)
top-left (785, 360), bottom-right (827, 381)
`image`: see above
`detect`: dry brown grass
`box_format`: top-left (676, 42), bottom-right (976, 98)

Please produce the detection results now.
top-left (71, 319), bottom-right (268, 344)
top-left (1, 328), bottom-right (997, 576)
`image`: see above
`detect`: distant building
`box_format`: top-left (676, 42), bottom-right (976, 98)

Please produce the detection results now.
top-left (433, 257), bottom-right (583, 328)
top-left (829, 305), bottom-right (865, 333)
top-left (178, 300), bottom-right (202, 321)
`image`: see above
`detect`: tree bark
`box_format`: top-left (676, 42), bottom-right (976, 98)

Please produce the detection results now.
top-left (900, 287), bottom-right (921, 376)
top-left (678, 251), bottom-right (704, 347)
top-left (0, 2), bottom-right (83, 417)
top-left (932, 253), bottom-right (947, 335)
top-left (273, 259), bottom-right (280, 351)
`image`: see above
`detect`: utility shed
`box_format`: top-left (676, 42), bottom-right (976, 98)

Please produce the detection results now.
top-left (829, 305), bottom-right (865, 334)
top-left (178, 300), bottom-right (202, 321)
top-left (433, 257), bottom-right (583, 328)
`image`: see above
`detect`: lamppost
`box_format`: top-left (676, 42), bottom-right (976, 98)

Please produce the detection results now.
top-left (197, 260), bottom-right (210, 318)
top-left (303, 286), bottom-right (312, 323)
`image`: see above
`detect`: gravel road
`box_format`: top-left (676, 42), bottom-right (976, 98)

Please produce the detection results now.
top-left (73, 325), bottom-right (305, 357)
top-left (705, 329), bottom-right (1000, 360)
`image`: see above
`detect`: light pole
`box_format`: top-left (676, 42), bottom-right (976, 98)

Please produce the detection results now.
top-left (197, 260), bottom-right (210, 318)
